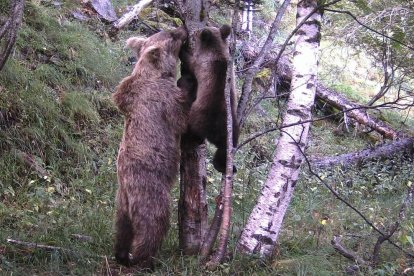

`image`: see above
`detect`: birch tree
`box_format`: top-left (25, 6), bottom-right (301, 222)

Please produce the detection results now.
top-left (237, 0), bottom-right (322, 257)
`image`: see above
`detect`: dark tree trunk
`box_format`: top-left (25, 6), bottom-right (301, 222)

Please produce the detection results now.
top-left (175, 0), bottom-right (210, 255)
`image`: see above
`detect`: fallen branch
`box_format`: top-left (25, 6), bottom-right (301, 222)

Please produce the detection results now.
top-left (15, 149), bottom-right (68, 195)
top-left (296, 134), bottom-right (414, 259)
top-left (331, 235), bottom-right (368, 265)
top-left (316, 84), bottom-right (399, 140)
top-left (113, 0), bottom-right (154, 30)
top-left (6, 238), bottom-right (109, 259)
top-left (311, 137), bottom-right (414, 169)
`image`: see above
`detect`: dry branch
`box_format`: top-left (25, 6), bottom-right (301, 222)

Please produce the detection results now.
top-left (15, 149), bottom-right (68, 195)
top-left (331, 235), bottom-right (368, 265)
top-left (113, 0), bottom-right (154, 30)
top-left (316, 84), bottom-right (399, 140)
top-left (7, 238), bottom-right (108, 259)
top-left (311, 137), bottom-right (414, 169)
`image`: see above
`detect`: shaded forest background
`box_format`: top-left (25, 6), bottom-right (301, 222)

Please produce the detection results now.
top-left (0, 0), bottom-right (413, 274)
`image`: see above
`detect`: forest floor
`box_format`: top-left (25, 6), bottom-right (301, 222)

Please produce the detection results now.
top-left (0, 1), bottom-right (413, 275)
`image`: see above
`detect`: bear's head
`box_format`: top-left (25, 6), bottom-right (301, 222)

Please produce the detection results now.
top-left (126, 26), bottom-right (188, 78)
top-left (194, 25), bottom-right (231, 61)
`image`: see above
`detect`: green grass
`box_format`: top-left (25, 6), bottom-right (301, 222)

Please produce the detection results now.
top-left (1, 0), bottom-right (413, 275)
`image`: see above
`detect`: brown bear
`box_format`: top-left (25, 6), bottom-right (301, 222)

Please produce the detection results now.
top-left (178, 25), bottom-right (239, 173)
top-left (112, 26), bottom-right (189, 269)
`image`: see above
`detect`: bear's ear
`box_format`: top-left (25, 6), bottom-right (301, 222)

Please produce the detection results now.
top-left (144, 46), bottom-right (162, 67)
top-left (220, 25), bottom-right (231, 40)
top-left (171, 26), bottom-right (188, 42)
top-left (125, 37), bottom-right (146, 57)
top-left (200, 28), bottom-right (214, 43)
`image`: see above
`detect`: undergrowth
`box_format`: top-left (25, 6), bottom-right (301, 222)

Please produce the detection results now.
top-left (0, 1), bottom-right (413, 275)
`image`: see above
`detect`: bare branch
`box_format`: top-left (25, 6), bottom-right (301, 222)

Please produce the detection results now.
top-left (325, 8), bottom-right (414, 51)
top-left (331, 235), bottom-right (368, 265)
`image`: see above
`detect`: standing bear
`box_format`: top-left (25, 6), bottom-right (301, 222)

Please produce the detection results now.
top-left (112, 27), bottom-right (189, 269)
top-left (179, 25), bottom-right (239, 173)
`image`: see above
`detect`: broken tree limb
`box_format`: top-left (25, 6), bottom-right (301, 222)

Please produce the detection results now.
top-left (15, 149), bottom-right (68, 195)
top-left (6, 238), bottom-right (109, 259)
top-left (113, 0), bottom-right (154, 30)
top-left (331, 235), bottom-right (368, 265)
top-left (316, 84), bottom-right (399, 140)
top-left (311, 137), bottom-right (414, 169)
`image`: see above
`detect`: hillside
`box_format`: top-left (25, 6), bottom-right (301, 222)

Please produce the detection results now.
top-left (0, 1), bottom-right (413, 275)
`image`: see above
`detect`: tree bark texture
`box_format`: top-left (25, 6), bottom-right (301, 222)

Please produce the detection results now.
top-left (237, 0), bottom-right (321, 257)
top-left (176, 0), bottom-right (209, 255)
top-left (0, 0), bottom-right (25, 72)
top-left (311, 137), bottom-right (414, 169)
top-left (178, 142), bottom-right (208, 255)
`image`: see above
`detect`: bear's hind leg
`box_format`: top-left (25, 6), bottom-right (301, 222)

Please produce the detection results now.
top-left (114, 189), bottom-right (133, 266)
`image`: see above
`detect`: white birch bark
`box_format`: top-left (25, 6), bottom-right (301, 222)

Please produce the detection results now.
top-left (113, 0), bottom-right (153, 30)
top-left (237, 0), bottom-right (322, 257)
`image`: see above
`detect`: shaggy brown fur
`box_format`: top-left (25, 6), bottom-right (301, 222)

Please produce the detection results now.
top-left (179, 25), bottom-right (239, 173)
top-left (112, 27), bottom-right (188, 269)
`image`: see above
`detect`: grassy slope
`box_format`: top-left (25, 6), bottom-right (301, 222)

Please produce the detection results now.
top-left (0, 1), bottom-right (413, 275)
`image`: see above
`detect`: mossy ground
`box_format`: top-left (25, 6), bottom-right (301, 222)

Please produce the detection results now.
top-left (0, 1), bottom-right (413, 275)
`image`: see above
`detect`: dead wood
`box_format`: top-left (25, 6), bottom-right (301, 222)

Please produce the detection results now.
top-left (311, 137), bottom-right (414, 169)
top-left (7, 238), bottom-right (108, 259)
top-left (331, 235), bottom-right (368, 265)
top-left (316, 84), bottom-right (399, 140)
top-left (113, 0), bottom-right (154, 30)
top-left (15, 150), bottom-right (68, 195)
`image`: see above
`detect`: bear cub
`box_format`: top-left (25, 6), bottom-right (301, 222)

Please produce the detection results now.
top-left (112, 26), bottom-right (188, 269)
top-left (179, 25), bottom-right (239, 173)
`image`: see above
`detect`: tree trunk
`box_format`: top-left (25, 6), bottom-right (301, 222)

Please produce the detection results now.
top-left (178, 142), bottom-right (208, 255)
top-left (0, 0), bottom-right (25, 72)
top-left (311, 137), bottom-right (414, 169)
top-left (176, 0), bottom-right (209, 255)
top-left (237, 0), bottom-right (321, 257)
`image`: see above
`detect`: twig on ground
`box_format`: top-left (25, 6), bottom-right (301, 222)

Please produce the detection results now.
top-left (331, 235), bottom-right (368, 265)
